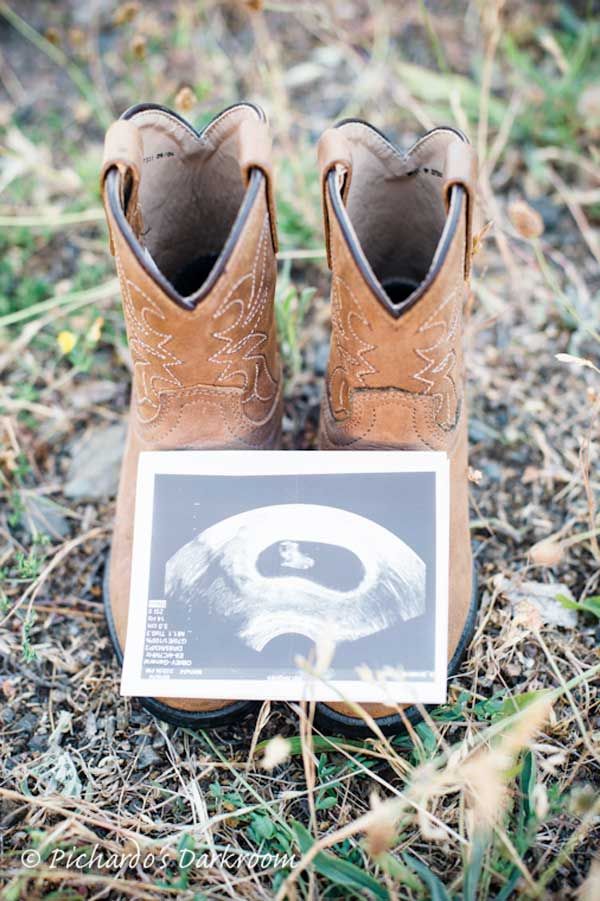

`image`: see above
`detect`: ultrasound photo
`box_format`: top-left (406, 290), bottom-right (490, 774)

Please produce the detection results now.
top-left (122, 451), bottom-right (449, 704)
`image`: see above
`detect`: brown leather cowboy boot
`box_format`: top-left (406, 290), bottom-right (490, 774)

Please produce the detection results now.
top-left (101, 103), bottom-right (282, 727)
top-left (315, 120), bottom-right (478, 736)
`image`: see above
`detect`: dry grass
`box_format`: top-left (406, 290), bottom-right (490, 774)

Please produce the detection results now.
top-left (0, 1), bottom-right (599, 898)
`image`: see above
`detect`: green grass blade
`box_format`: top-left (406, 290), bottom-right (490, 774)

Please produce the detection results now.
top-left (292, 821), bottom-right (389, 900)
top-left (402, 852), bottom-right (452, 901)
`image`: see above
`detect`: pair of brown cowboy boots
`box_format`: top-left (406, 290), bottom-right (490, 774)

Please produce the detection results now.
top-left (101, 102), bottom-right (478, 737)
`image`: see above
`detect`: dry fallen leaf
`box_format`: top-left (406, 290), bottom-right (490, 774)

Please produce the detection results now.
top-left (495, 575), bottom-right (578, 628)
top-left (114, 2), bottom-right (141, 25)
top-left (1, 679), bottom-right (15, 700)
top-left (529, 538), bottom-right (564, 567)
top-left (509, 199), bottom-right (544, 240)
top-left (175, 86), bottom-right (197, 112)
top-left (468, 466), bottom-right (483, 485)
top-left (130, 34), bottom-right (147, 60)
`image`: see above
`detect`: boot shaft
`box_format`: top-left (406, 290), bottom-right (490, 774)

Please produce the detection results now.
top-left (318, 121), bottom-right (476, 452)
top-left (101, 104), bottom-right (281, 447)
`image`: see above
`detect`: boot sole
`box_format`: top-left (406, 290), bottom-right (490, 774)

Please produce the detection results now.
top-left (312, 563), bottom-right (479, 738)
top-left (103, 556), bottom-right (259, 729)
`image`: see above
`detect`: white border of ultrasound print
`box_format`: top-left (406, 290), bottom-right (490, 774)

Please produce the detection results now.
top-left (121, 450), bottom-right (450, 705)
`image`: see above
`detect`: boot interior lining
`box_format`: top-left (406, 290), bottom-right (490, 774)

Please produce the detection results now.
top-left (340, 123), bottom-right (462, 306)
top-left (128, 107), bottom-right (256, 297)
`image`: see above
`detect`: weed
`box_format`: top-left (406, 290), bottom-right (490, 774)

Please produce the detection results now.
top-left (13, 535), bottom-right (49, 581)
top-left (275, 261), bottom-right (315, 379)
top-left (21, 612), bottom-right (37, 662)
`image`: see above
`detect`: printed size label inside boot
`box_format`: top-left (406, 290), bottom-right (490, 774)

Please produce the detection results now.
top-left (120, 451), bottom-right (450, 705)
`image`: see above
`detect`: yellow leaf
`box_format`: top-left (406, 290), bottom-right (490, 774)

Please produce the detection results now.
top-left (57, 330), bottom-right (77, 355)
top-left (87, 317), bottom-right (104, 343)
top-left (509, 200), bottom-right (544, 240)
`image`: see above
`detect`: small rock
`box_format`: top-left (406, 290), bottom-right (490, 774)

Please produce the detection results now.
top-left (70, 380), bottom-right (120, 410)
top-left (152, 732), bottom-right (166, 750)
top-left (21, 493), bottom-right (70, 540)
top-left (136, 745), bottom-right (162, 770)
top-left (85, 711), bottom-right (97, 739)
top-left (64, 423), bottom-right (126, 501)
top-left (116, 706), bottom-right (130, 733)
top-left (14, 713), bottom-right (38, 734)
top-left (36, 415), bottom-right (71, 448)
top-left (105, 714), bottom-right (116, 741)
top-left (80, 504), bottom-right (97, 532)
top-left (482, 460), bottom-right (502, 482)
top-left (1, 708), bottom-right (15, 725)
top-left (469, 419), bottom-right (500, 443)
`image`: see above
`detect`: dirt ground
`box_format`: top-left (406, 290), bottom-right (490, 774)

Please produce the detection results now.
top-left (0, 2), bottom-right (598, 899)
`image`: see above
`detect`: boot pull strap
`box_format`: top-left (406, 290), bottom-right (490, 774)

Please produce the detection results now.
top-left (318, 128), bottom-right (353, 269)
top-left (100, 120), bottom-right (144, 255)
top-left (238, 119), bottom-right (278, 253)
top-left (443, 141), bottom-right (477, 280)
